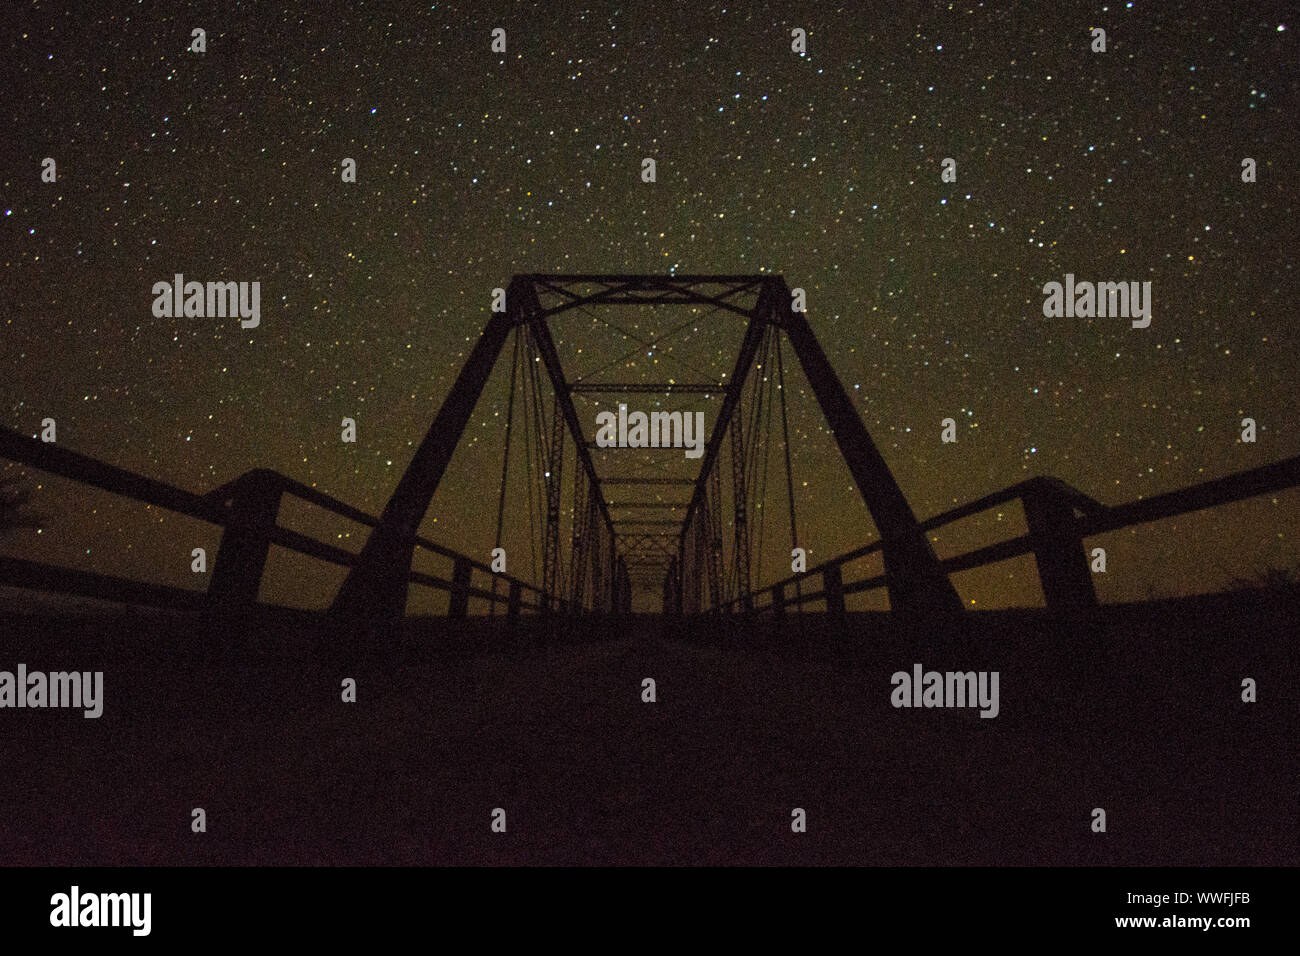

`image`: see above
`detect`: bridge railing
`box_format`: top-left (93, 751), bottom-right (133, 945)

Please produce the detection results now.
top-left (719, 456), bottom-right (1300, 618)
top-left (0, 425), bottom-right (548, 617)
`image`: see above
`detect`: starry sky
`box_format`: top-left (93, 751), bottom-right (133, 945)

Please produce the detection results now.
top-left (2, 1), bottom-right (1297, 613)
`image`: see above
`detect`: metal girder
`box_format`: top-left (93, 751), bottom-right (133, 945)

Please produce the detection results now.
top-left (542, 395), bottom-right (566, 608)
top-left (618, 533), bottom-right (677, 558)
top-left (539, 291), bottom-right (754, 320)
top-left (676, 283), bottom-right (772, 562)
top-left (336, 273), bottom-right (961, 623)
top-left (602, 478), bottom-right (694, 485)
top-left (730, 410), bottom-right (753, 611)
top-left (768, 277), bottom-right (964, 618)
top-left (330, 281), bottom-right (522, 623)
top-left (622, 540), bottom-right (673, 551)
top-left (706, 464), bottom-right (723, 609)
top-left (568, 469), bottom-right (589, 611)
top-left (517, 282), bottom-right (618, 538)
top-left (569, 383), bottom-right (723, 394)
top-left (590, 493), bottom-right (608, 612)
top-left (686, 501), bottom-right (708, 614)
top-left (528, 275), bottom-right (764, 321)
top-left (605, 502), bottom-right (688, 509)
top-left (528, 274), bottom-right (764, 282)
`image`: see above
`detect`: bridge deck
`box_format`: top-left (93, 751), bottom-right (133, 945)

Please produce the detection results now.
top-left (0, 592), bottom-right (1292, 866)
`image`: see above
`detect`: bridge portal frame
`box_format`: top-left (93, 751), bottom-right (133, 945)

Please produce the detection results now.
top-left (330, 275), bottom-right (963, 623)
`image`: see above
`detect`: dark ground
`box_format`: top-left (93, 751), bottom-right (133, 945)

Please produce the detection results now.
top-left (0, 591), bottom-right (1295, 866)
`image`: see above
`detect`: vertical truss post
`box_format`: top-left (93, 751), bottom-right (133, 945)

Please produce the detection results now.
top-left (606, 521), bottom-right (616, 612)
top-left (682, 515), bottom-right (694, 614)
top-left (707, 465), bottom-right (723, 611)
top-left (730, 415), bottom-right (753, 612)
top-left (596, 496), bottom-right (605, 610)
top-left (692, 513), bottom-right (707, 614)
top-left (586, 493), bottom-right (602, 613)
top-left (541, 394), bottom-right (566, 612)
top-left (568, 470), bottom-right (589, 612)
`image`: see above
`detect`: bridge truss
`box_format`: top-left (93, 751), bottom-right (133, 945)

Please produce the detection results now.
top-left (330, 275), bottom-right (964, 623)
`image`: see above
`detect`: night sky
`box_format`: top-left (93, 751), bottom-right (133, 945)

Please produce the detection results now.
top-left (2, 1), bottom-right (1297, 613)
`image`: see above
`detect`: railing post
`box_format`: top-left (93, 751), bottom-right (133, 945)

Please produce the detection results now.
top-left (773, 583), bottom-right (786, 617)
top-left (449, 556), bottom-right (473, 618)
top-left (824, 563), bottom-right (846, 618)
top-left (1022, 483), bottom-right (1098, 619)
top-left (209, 470), bottom-right (284, 607)
top-left (507, 581), bottom-right (522, 620)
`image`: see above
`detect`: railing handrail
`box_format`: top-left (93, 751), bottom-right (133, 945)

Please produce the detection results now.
top-left (205, 464), bottom-right (543, 595)
top-left (0, 425), bottom-right (227, 523)
top-left (725, 453), bottom-right (1300, 614)
top-left (0, 425), bottom-right (546, 610)
top-left (6, 423), bottom-right (1297, 619)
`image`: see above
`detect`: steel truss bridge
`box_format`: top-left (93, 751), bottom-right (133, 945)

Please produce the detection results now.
top-left (2, 274), bottom-right (1298, 625)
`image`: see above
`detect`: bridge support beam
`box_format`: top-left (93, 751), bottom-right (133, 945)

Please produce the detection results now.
top-left (541, 400), bottom-right (566, 611)
top-left (730, 413), bottom-right (753, 612)
top-left (333, 274), bottom-right (962, 624)
top-left (771, 278), bottom-right (965, 621)
top-left (329, 283), bottom-right (523, 624)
